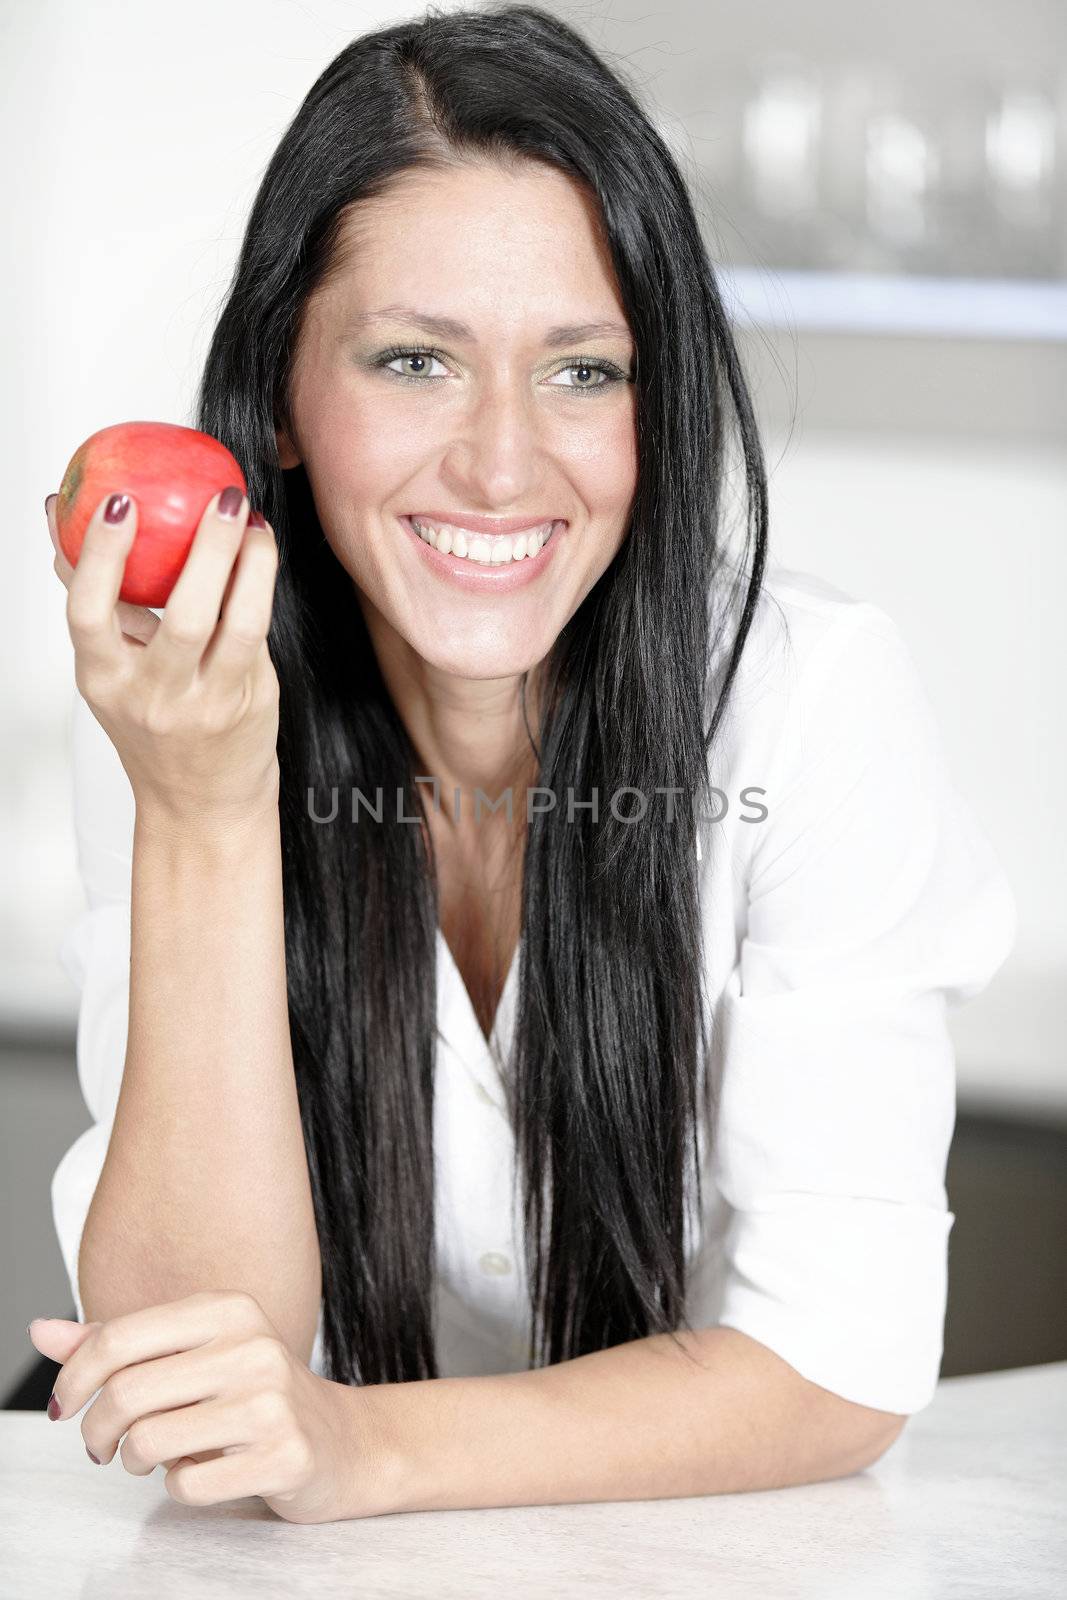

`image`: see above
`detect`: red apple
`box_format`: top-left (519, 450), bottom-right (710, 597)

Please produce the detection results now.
top-left (55, 421), bottom-right (249, 608)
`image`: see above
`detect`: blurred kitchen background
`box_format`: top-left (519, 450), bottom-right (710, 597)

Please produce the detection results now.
top-left (3, 0), bottom-right (1064, 1403)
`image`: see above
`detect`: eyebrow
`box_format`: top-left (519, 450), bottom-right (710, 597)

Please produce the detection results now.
top-left (348, 305), bottom-right (633, 347)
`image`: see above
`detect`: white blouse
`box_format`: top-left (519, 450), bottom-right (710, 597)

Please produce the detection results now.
top-left (50, 564), bottom-right (1017, 1415)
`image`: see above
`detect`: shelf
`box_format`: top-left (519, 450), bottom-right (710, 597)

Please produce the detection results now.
top-left (718, 267), bottom-right (1067, 341)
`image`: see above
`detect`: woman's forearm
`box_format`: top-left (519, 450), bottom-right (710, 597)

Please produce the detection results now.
top-left (77, 802), bottom-right (322, 1363)
top-left (362, 1325), bottom-right (907, 1514)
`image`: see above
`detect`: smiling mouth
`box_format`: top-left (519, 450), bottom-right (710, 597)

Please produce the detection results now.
top-left (407, 515), bottom-right (560, 565)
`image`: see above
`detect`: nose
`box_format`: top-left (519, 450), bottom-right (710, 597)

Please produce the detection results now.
top-left (439, 371), bottom-right (548, 510)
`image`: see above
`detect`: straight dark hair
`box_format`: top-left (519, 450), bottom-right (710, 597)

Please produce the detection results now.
top-left (194, 2), bottom-right (767, 1386)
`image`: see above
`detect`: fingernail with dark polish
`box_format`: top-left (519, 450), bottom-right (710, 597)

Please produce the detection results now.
top-left (247, 508), bottom-right (267, 529)
top-left (218, 485), bottom-right (245, 518)
top-left (47, 1393), bottom-right (61, 1421)
top-left (86, 1446), bottom-right (101, 1464)
top-left (104, 494), bottom-right (130, 525)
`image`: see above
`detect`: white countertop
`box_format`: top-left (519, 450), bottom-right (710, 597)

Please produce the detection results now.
top-left (1, 1360), bottom-right (1064, 1597)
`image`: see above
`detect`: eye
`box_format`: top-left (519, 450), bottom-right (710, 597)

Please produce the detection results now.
top-left (377, 345), bottom-right (450, 381)
top-left (545, 359), bottom-right (627, 394)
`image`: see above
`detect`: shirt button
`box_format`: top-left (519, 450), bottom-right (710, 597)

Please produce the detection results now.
top-left (479, 1251), bottom-right (512, 1277)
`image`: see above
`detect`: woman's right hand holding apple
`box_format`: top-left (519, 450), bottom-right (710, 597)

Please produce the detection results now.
top-left (47, 485), bottom-right (282, 839)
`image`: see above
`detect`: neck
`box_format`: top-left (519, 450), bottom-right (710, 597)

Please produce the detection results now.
top-left (362, 608), bottom-right (543, 835)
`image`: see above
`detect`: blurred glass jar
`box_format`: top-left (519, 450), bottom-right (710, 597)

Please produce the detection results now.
top-left (738, 55), bottom-right (829, 269)
top-left (984, 81), bottom-right (1060, 278)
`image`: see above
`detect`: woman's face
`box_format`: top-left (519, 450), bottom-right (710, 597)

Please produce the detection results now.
top-left (276, 159), bottom-right (639, 681)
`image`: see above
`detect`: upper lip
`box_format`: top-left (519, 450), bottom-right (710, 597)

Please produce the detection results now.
top-left (405, 511), bottom-right (563, 536)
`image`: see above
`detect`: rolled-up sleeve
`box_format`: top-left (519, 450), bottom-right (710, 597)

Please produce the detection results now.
top-left (51, 689), bottom-right (136, 1324)
top-left (711, 603), bottom-right (1017, 1414)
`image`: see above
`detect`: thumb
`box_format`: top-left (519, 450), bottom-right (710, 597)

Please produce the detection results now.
top-left (44, 493), bottom-right (59, 554)
top-left (28, 1317), bottom-right (99, 1364)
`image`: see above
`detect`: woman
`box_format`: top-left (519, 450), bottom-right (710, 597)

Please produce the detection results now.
top-left (34, 4), bottom-right (1014, 1523)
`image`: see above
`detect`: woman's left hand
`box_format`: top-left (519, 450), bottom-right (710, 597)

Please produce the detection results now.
top-left (27, 1290), bottom-right (398, 1523)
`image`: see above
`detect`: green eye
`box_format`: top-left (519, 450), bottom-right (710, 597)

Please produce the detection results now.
top-left (377, 346), bottom-right (449, 380)
top-left (546, 361), bottom-right (623, 392)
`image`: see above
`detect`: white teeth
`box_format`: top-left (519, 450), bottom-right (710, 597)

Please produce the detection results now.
top-left (410, 517), bottom-right (555, 564)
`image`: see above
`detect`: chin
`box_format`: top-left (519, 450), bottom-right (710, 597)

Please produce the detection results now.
top-left (413, 640), bottom-right (547, 681)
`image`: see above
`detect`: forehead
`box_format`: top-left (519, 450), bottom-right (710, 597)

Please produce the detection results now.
top-left (317, 160), bottom-right (630, 338)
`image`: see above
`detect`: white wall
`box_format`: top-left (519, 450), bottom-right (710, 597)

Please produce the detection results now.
top-left (5, 0), bottom-right (1063, 1117)
top-left (758, 427), bottom-right (1066, 1115)
top-left (4, 0), bottom-right (419, 1023)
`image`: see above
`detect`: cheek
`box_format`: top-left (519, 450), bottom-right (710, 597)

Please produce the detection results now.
top-left (554, 400), bottom-right (639, 519)
top-left (309, 389), bottom-right (429, 499)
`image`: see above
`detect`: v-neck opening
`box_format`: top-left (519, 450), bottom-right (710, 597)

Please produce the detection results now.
top-left (437, 926), bottom-right (520, 1057)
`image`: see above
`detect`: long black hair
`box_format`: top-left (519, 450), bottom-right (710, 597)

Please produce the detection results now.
top-left (194, 2), bottom-right (767, 1386)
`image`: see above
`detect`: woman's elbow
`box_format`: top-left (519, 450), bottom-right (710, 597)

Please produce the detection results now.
top-left (853, 1411), bottom-right (908, 1470)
